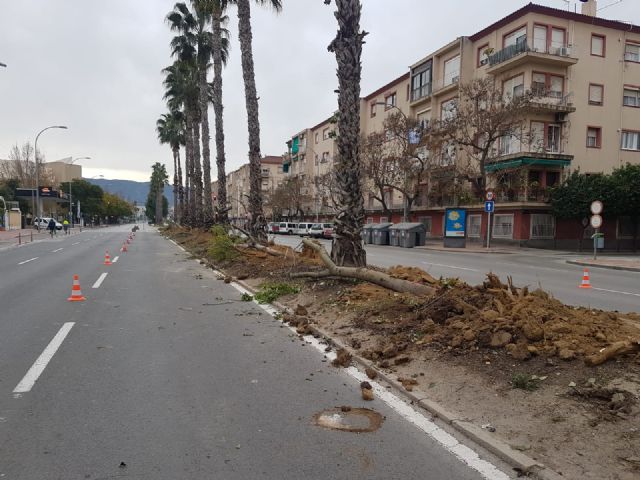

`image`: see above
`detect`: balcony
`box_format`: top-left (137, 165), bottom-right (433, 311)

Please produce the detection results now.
top-left (485, 151), bottom-right (572, 173)
top-left (410, 83), bottom-right (432, 103)
top-left (528, 91), bottom-right (576, 114)
top-left (432, 76), bottom-right (459, 97)
top-left (486, 41), bottom-right (578, 74)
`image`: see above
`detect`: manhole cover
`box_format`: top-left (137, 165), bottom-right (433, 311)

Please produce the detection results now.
top-left (313, 407), bottom-right (383, 433)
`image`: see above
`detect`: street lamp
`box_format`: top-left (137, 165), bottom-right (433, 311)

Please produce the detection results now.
top-left (34, 125), bottom-right (67, 226)
top-left (65, 156), bottom-right (90, 227)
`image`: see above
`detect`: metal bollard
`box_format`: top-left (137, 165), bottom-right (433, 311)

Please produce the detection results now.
top-left (17, 232), bottom-right (21, 245)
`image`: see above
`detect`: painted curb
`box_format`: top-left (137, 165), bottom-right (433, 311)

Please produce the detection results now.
top-left (566, 259), bottom-right (640, 272)
top-left (172, 236), bottom-right (562, 480)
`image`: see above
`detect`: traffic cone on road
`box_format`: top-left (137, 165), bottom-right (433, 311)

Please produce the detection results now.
top-left (121, 242), bottom-right (128, 253)
top-left (104, 250), bottom-right (113, 266)
top-left (579, 268), bottom-right (592, 289)
top-left (67, 275), bottom-right (86, 302)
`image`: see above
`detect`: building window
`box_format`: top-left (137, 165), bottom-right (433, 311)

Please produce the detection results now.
top-left (417, 216), bottom-right (432, 235)
top-left (440, 98), bottom-right (458, 120)
top-left (533, 24), bottom-right (566, 54)
top-left (531, 122), bottom-right (561, 153)
top-left (314, 154), bottom-right (319, 166)
top-left (417, 110), bottom-right (430, 130)
top-left (443, 55), bottom-right (460, 87)
top-left (468, 215), bottom-right (481, 237)
top-left (385, 92), bottom-right (397, 109)
top-left (315, 132), bottom-right (319, 144)
top-left (321, 152), bottom-right (329, 163)
top-left (623, 87), bottom-right (640, 107)
top-left (503, 74), bottom-right (525, 99)
top-left (370, 102), bottom-right (376, 118)
top-left (588, 84), bottom-right (604, 105)
top-left (366, 217), bottom-right (374, 224)
top-left (380, 217), bottom-right (389, 224)
top-left (587, 127), bottom-right (601, 148)
top-left (323, 128), bottom-right (330, 140)
top-left (492, 214), bottom-right (514, 239)
top-left (591, 34), bottom-right (605, 57)
top-left (531, 214), bottom-right (555, 239)
top-left (531, 72), bottom-right (563, 98)
top-left (477, 44), bottom-right (490, 67)
top-left (625, 42), bottom-right (640, 62)
top-left (411, 61), bottom-right (432, 101)
top-left (499, 130), bottom-right (521, 155)
top-left (504, 26), bottom-right (527, 48)
top-left (621, 130), bottom-right (640, 151)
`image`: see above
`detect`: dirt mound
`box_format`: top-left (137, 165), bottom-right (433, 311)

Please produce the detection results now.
top-left (388, 266), bottom-right (438, 284)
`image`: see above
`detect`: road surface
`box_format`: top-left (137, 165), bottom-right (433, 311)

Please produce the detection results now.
top-left (274, 235), bottom-right (640, 313)
top-left (0, 226), bottom-right (512, 479)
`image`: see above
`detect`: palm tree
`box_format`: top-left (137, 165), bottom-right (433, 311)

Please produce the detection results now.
top-left (150, 162), bottom-right (169, 224)
top-left (325, 0), bottom-right (367, 267)
top-left (232, 0), bottom-right (282, 240)
top-left (156, 111), bottom-right (185, 223)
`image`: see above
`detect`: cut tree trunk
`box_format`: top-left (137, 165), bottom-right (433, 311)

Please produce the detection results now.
top-left (328, 0), bottom-right (367, 267)
top-left (212, 13), bottom-right (228, 224)
top-left (191, 108), bottom-right (204, 227)
top-left (237, 0), bottom-right (266, 242)
top-left (295, 239), bottom-right (435, 297)
top-left (585, 340), bottom-right (640, 366)
top-left (199, 64), bottom-right (214, 228)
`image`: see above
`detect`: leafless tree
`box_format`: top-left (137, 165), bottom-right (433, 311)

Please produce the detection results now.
top-left (1, 142), bottom-right (53, 186)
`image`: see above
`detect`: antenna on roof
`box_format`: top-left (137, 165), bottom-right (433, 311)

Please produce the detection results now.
top-left (597, 0), bottom-right (623, 12)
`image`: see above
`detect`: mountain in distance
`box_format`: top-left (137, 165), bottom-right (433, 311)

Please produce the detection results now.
top-left (85, 178), bottom-right (174, 206)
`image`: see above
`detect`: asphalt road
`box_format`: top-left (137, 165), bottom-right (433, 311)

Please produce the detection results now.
top-left (274, 235), bottom-right (640, 313)
top-left (0, 225), bottom-right (511, 480)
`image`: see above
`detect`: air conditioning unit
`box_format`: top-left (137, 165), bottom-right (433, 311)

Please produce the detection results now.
top-left (558, 47), bottom-right (569, 57)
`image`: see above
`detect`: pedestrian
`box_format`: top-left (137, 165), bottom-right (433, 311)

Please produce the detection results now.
top-left (47, 218), bottom-right (56, 238)
top-left (63, 218), bottom-right (69, 235)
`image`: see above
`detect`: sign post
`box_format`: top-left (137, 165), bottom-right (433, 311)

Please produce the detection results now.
top-left (485, 191), bottom-right (494, 249)
top-left (590, 201), bottom-right (603, 260)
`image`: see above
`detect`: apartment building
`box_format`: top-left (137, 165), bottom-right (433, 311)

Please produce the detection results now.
top-left (283, 1), bottom-right (640, 248)
top-left (211, 156), bottom-right (285, 225)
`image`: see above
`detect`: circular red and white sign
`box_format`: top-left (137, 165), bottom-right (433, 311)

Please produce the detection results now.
top-left (590, 200), bottom-right (603, 215)
top-left (486, 191), bottom-right (494, 201)
top-left (590, 214), bottom-right (603, 229)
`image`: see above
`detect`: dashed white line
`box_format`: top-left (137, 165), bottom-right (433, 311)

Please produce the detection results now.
top-left (421, 261), bottom-right (480, 272)
top-left (52, 248), bottom-right (64, 253)
top-left (72, 242), bottom-right (80, 246)
top-left (13, 322), bottom-right (75, 394)
top-left (92, 272), bottom-right (108, 289)
top-left (18, 257), bottom-right (38, 265)
top-left (112, 256), bottom-right (119, 263)
top-left (593, 287), bottom-right (640, 297)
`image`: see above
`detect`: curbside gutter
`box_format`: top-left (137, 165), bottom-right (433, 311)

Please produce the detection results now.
top-left (566, 259), bottom-right (640, 272)
top-left (168, 234), bottom-right (562, 480)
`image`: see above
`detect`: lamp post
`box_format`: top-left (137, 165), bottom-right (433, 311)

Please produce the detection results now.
top-left (66, 156), bottom-right (90, 227)
top-left (34, 125), bottom-right (67, 226)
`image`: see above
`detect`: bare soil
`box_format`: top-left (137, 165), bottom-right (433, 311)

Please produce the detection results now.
top-left (166, 226), bottom-right (640, 480)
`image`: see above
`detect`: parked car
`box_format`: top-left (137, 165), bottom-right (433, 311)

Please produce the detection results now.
top-left (323, 224), bottom-right (335, 239)
top-left (309, 223), bottom-right (334, 238)
top-left (266, 222), bottom-right (280, 234)
top-left (295, 222), bottom-right (315, 236)
top-left (33, 217), bottom-right (62, 230)
top-left (278, 222), bottom-right (297, 235)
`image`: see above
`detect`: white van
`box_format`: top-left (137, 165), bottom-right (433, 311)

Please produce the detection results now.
top-left (295, 223), bottom-right (315, 236)
top-left (278, 222), bottom-right (297, 235)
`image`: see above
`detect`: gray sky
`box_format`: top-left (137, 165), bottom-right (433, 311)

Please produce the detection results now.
top-left (1, 0), bottom-right (637, 181)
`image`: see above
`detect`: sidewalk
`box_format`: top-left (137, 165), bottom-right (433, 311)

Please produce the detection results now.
top-left (0, 227), bottom-right (82, 248)
top-left (566, 256), bottom-right (640, 272)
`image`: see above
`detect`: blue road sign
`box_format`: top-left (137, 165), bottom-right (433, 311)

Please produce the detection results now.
top-left (485, 201), bottom-right (495, 213)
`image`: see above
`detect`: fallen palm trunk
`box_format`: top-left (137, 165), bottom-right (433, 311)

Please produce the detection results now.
top-left (292, 239), bottom-right (435, 297)
top-left (585, 340), bottom-right (640, 366)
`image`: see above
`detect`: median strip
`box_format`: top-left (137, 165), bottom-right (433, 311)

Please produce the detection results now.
top-left (92, 272), bottom-right (108, 289)
top-left (13, 322), bottom-right (75, 394)
top-left (18, 257), bottom-right (38, 265)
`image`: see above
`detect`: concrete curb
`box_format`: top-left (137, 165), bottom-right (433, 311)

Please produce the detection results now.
top-left (171, 236), bottom-right (562, 480)
top-left (417, 246), bottom-right (516, 255)
top-left (566, 259), bottom-right (640, 272)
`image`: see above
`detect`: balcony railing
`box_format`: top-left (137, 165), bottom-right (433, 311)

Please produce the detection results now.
top-left (411, 83), bottom-right (432, 102)
top-left (488, 40), bottom-right (573, 67)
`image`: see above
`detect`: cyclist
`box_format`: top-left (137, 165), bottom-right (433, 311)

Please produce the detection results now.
top-left (63, 218), bottom-right (70, 235)
top-left (47, 218), bottom-right (57, 238)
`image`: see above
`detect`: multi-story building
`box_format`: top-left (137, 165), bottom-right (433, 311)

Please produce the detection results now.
top-left (283, 0), bottom-right (640, 248)
top-left (211, 155), bottom-right (285, 225)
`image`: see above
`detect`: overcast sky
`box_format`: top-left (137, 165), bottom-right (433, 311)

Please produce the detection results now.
top-left (1, 0), bottom-right (637, 182)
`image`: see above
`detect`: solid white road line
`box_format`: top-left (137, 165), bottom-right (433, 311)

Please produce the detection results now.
top-left (52, 248), bottom-right (64, 253)
top-left (422, 261), bottom-right (480, 272)
top-left (13, 322), bottom-right (75, 394)
top-left (92, 272), bottom-right (108, 289)
top-left (18, 257), bottom-right (38, 265)
top-left (593, 287), bottom-right (640, 297)
top-left (227, 280), bottom-right (509, 480)
top-left (112, 256), bottom-right (119, 263)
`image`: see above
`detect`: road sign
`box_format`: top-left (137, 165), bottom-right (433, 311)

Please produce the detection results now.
top-left (486, 191), bottom-right (494, 201)
top-left (590, 200), bottom-right (603, 215)
top-left (484, 201), bottom-right (495, 213)
top-left (590, 214), bottom-right (603, 229)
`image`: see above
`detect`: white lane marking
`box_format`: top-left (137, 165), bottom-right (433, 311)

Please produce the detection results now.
top-left (13, 323), bottom-right (75, 394)
top-left (72, 242), bottom-right (80, 246)
top-left (92, 272), bottom-right (108, 289)
top-left (52, 248), bottom-right (64, 253)
top-left (593, 287), bottom-right (640, 297)
top-left (422, 261), bottom-right (480, 272)
top-left (18, 257), bottom-right (38, 265)
top-left (112, 256), bottom-right (119, 264)
top-left (226, 280), bottom-right (508, 480)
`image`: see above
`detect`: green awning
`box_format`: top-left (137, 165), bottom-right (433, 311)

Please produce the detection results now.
top-left (485, 156), bottom-right (571, 173)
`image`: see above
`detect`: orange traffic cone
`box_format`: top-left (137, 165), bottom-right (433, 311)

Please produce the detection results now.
top-left (121, 242), bottom-right (128, 253)
top-left (579, 268), bottom-right (592, 289)
top-left (67, 275), bottom-right (86, 302)
top-left (104, 250), bottom-right (113, 266)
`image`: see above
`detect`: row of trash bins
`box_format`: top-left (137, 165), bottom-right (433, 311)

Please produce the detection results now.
top-left (361, 223), bottom-right (427, 248)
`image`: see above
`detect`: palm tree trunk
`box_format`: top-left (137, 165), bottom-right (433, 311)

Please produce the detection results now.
top-left (328, 0), bottom-right (367, 267)
top-left (177, 147), bottom-right (184, 224)
top-left (236, 0), bottom-right (266, 241)
top-left (191, 104), bottom-right (204, 227)
top-left (172, 147), bottom-right (179, 223)
top-left (198, 66), bottom-right (214, 227)
top-left (184, 110), bottom-right (195, 226)
top-left (212, 13), bottom-right (228, 224)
